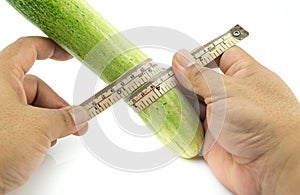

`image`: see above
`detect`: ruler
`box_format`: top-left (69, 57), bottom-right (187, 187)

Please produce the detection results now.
top-left (80, 24), bottom-right (249, 119)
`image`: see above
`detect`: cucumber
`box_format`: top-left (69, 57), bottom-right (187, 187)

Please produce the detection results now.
top-left (6, 0), bottom-right (203, 158)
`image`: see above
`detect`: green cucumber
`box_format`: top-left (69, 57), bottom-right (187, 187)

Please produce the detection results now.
top-left (6, 0), bottom-right (203, 158)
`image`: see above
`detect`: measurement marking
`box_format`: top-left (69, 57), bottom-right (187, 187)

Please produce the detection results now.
top-left (80, 25), bottom-right (249, 118)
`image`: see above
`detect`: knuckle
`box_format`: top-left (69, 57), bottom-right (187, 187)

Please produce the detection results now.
top-left (185, 65), bottom-right (203, 83)
top-left (56, 109), bottom-right (76, 135)
top-left (24, 74), bottom-right (40, 82)
top-left (15, 36), bottom-right (33, 47)
top-left (25, 74), bottom-right (38, 79)
top-left (1, 171), bottom-right (28, 193)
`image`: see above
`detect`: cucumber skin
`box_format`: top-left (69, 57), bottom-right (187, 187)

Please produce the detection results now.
top-left (6, 0), bottom-right (146, 83)
top-left (6, 0), bottom-right (203, 158)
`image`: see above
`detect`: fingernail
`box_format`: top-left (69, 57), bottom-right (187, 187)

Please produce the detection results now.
top-left (68, 106), bottom-right (89, 128)
top-left (176, 49), bottom-right (195, 67)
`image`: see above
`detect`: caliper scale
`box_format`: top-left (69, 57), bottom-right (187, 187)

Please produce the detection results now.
top-left (80, 25), bottom-right (249, 119)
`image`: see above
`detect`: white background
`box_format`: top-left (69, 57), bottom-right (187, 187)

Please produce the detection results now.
top-left (0, 0), bottom-right (299, 194)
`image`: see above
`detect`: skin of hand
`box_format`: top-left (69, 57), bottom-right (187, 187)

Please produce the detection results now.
top-left (172, 46), bottom-right (300, 194)
top-left (0, 37), bottom-right (89, 194)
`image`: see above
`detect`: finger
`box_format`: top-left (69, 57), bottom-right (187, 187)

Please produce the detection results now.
top-left (29, 106), bottom-right (89, 141)
top-left (203, 143), bottom-right (235, 193)
top-left (205, 56), bottom-right (221, 69)
top-left (198, 102), bottom-right (206, 122)
top-left (181, 90), bottom-right (207, 121)
top-left (23, 74), bottom-right (68, 108)
top-left (0, 36), bottom-right (72, 74)
top-left (218, 46), bottom-right (261, 77)
top-left (172, 49), bottom-right (225, 100)
top-left (51, 140), bottom-right (57, 147)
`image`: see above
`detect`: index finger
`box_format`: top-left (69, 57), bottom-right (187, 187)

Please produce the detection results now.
top-left (0, 36), bottom-right (72, 74)
top-left (218, 46), bottom-right (261, 77)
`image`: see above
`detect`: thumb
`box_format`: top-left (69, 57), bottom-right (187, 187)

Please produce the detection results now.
top-left (172, 49), bottom-right (225, 100)
top-left (32, 106), bottom-right (89, 141)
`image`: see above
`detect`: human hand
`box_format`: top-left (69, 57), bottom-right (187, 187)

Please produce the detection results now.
top-left (172, 46), bottom-right (300, 194)
top-left (0, 37), bottom-right (89, 194)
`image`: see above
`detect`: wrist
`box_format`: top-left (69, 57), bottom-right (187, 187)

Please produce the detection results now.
top-left (0, 176), bottom-right (3, 195)
top-left (0, 179), bottom-right (4, 195)
top-left (261, 130), bottom-right (300, 194)
top-left (275, 154), bottom-right (300, 194)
